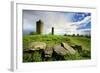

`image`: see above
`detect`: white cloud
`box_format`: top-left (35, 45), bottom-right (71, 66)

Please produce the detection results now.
top-left (65, 16), bottom-right (91, 35)
top-left (70, 16), bottom-right (91, 28)
top-left (23, 10), bottom-right (91, 35)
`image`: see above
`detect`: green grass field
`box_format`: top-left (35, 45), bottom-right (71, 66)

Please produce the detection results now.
top-left (23, 34), bottom-right (91, 62)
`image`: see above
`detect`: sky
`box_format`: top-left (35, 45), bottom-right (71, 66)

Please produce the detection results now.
top-left (23, 10), bottom-right (91, 35)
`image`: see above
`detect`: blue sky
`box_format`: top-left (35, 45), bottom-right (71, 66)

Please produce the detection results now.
top-left (23, 10), bottom-right (91, 35)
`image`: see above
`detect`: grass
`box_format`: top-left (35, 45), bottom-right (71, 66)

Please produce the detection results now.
top-left (23, 35), bottom-right (70, 50)
top-left (67, 36), bottom-right (91, 50)
top-left (23, 34), bottom-right (91, 62)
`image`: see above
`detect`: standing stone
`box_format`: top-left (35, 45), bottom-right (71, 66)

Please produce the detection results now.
top-left (61, 42), bottom-right (76, 54)
top-left (28, 42), bottom-right (46, 51)
top-left (52, 27), bottom-right (54, 35)
top-left (53, 45), bottom-right (69, 56)
top-left (36, 19), bottom-right (44, 34)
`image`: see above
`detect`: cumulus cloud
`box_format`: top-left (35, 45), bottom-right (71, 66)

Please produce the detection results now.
top-left (71, 16), bottom-right (91, 27)
top-left (66, 16), bottom-right (91, 35)
top-left (23, 10), bottom-right (91, 35)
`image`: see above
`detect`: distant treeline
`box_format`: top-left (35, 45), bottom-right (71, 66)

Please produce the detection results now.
top-left (28, 31), bottom-right (91, 38)
top-left (64, 34), bottom-right (91, 38)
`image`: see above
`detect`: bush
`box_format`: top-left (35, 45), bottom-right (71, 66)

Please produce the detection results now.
top-left (77, 34), bottom-right (79, 36)
top-left (64, 34), bottom-right (67, 36)
top-left (72, 34), bottom-right (75, 37)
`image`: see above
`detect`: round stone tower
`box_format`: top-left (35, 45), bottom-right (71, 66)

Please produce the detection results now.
top-left (36, 19), bottom-right (44, 34)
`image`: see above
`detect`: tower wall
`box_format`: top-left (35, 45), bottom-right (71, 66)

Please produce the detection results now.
top-left (36, 20), bottom-right (44, 34)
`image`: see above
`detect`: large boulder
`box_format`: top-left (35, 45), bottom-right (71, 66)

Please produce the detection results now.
top-left (61, 42), bottom-right (76, 54)
top-left (28, 42), bottom-right (46, 51)
top-left (53, 45), bottom-right (68, 56)
top-left (44, 46), bottom-right (53, 57)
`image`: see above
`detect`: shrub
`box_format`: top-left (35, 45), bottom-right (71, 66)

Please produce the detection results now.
top-left (72, 34), bottom-right (75, 37)
top-left (64, 34), bottom-right (67, 36)
top-left (77, 34), bottom-right (79, 36)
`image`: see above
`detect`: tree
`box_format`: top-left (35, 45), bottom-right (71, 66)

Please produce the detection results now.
top-left (72, 34), bottom-right (75, 37)
top-left (77, 34), bottom-right (79, 36)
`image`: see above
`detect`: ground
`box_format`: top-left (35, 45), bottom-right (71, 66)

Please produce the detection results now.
top-left (23, 34), bottom-right (91, 62)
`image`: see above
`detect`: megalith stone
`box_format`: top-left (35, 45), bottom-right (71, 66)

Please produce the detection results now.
top-left (28, 42), bottom-right (46, 51)
top-left (44, 46), bottom-right (53, 57)
top-left (61, 42), bottom-right (76, 54)
top-left (53, 45), bottom-right (68, 56)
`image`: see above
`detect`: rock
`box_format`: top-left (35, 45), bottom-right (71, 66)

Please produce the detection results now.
top-left (61, 42), bottom-right (76, 54)
top-left (28, 42), bottom-right (46, 51)
top-left (44, 46), bottom-right (53, 57)
top-left (53, 45), bottom-right (68, 56)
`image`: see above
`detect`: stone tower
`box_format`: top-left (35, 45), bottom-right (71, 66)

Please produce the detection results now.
top-left (36, 19), bottom-right (44, 34)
